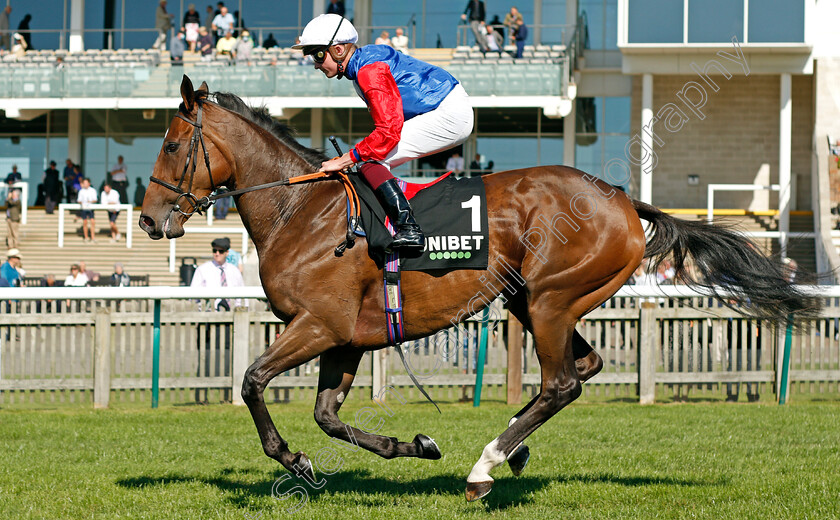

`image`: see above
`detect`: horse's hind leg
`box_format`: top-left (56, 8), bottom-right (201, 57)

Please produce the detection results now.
top-left (466, 317), bottom-right (581, 501)
top-left (573, 329), bottom-right (603, 382)
top-left (313, 347), bottom-right (441, 460)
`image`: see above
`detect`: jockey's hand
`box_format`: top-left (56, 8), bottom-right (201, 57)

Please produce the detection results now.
top-left (321, 152), bottom-right (355, 174)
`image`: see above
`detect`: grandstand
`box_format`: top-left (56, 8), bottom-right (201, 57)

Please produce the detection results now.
top-left (1, 0), bottom-right (840, 285)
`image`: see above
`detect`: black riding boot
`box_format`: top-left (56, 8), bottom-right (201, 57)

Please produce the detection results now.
top-left (375, 179), bottom-right (425, 257)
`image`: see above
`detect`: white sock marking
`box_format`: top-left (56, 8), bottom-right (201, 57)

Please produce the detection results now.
top-left (467, 439), bottom-right (506, 483)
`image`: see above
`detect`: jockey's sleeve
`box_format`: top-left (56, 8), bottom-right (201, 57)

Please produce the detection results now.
top-left (350, 62), bottom-right (404, 163)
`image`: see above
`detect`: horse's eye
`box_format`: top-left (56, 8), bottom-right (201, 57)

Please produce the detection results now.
top-left (165, 142), bottom-right (180, 154)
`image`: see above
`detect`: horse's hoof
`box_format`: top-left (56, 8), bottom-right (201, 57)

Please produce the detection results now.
top-left (508, 445), bottom-right (530, 476)
top-left (413, 434), bottom-right (442, 460)
top-left (465, 480), bottom-right (493, 502)
top-left (290, 451), bottom-right (315, 482)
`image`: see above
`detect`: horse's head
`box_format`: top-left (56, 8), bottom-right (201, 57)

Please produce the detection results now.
top-left (139, 76), bottom-right (233, 239)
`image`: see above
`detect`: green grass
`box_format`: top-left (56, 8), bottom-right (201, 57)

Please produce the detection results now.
top-left (1, 399), bottom-right (839, 519)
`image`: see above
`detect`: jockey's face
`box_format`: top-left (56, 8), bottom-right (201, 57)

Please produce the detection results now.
top-left (313, 44), bottom-right (344, 78)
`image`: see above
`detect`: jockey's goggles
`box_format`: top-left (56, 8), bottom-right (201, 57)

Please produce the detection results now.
top-left (304, 16), bottom-right (345, 64)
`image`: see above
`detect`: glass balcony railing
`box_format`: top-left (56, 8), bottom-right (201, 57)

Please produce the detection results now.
top-left (0, 60), bottom-right (567, 99)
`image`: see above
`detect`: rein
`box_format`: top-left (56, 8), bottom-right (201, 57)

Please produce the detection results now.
top-left (149, 100), bottom-right (362, 256)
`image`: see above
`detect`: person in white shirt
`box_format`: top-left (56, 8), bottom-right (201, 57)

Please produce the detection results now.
top-left (391, 27), bottom-right (409, 54)
top-left (211, 6), bottom-right (235, 40)
top-left (64, 263), bottom-right (89, 287)
top-left (76, 178), bottom-right (98, 243)
top-left (190, 237), bottom-right (246, 311)
top-left (109, 155), bottom-right (128, 203)
top-left (100, 183), bottom-right (122, 242)
top-left (445, 152), bottom-right (465, 175)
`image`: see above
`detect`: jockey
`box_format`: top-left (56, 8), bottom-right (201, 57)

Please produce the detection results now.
top-left (294, 14), bottom-right (474, 257)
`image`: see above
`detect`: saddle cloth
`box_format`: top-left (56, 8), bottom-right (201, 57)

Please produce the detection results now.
top-left (348, 172), bottom-right (489, 271)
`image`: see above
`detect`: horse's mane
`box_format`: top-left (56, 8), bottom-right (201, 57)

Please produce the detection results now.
top-left (206, 91), bottom-right (329, 168)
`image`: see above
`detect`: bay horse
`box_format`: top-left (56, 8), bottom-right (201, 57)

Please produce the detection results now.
top-left (139, 77), bottom-right (815, 501)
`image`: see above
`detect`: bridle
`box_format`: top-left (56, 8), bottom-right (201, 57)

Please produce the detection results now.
top-left (149, 100), bottom-right (217, 217)
top-left (148, 99), bottom-right (364, 255)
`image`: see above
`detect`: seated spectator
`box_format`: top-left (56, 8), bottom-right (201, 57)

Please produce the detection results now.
top-left (484, 24), bottom-right (503, 54)
top-left (469, 153), bottom-right (481, 173)
top-left (198, 26), bottom-right (214, 60)
top-left (64, 263), bottom-right (88, 287)
top-left (215, 31), bottom-right (236, 58)
top-left (1, 249), bottom-right (23, 286)
top-left (170, 29), bottom-right (187, 62)
top-left (37, 274), bottom-right (62, 313)
top-left (232, 30), bottom-right (253, 64)
top-left (79, 260), bottom-right (100, 283)
top-left (11, 32), bottom-right (26, 58)
top-left (100, 183), bottom-right (122, 242)
top-left (110, 262), bottom-right (130, 287)
top-left (391, 27), bottom-right (409, 54)
top-left (375, 30), bottom-right (391, 46)
top-left (262, 32), bottom-right (278, 49)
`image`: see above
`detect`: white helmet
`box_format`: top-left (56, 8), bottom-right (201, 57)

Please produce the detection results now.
top-left (293, 14), bottom-right (358, 49)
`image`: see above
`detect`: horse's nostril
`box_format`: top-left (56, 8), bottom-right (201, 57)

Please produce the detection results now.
top-left (140, 215), bottom-right (155, 229)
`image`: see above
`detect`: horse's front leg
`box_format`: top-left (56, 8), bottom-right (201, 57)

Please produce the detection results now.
top-left (241, 312), bottom-right (343, 480)
top-left (313, 346), bottom-right (441, 460)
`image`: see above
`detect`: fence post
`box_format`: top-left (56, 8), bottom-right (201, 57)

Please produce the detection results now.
top-left (372, 349), bottom-right (387, 400)
top-left (94, 307), bottom-right (112, 409)
top-left (639, 301), bottom-right (657, 404)
top-left (232, 307), bottom-right (251, 406)
top-left (506, 313), bottom-right (523, 405)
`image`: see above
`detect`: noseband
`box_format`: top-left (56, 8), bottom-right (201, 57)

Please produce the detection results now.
top-left (149, 101), bottom-right (216, 216)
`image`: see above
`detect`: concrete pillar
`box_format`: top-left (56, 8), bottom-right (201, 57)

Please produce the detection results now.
top-left (779, 73), bottom-right (792, 258)
top-left (69, 0), bottom-right (85, 53)
top-left (231, 307), bottom-right (250, 406)
top-left (354, 0), bottom-right (372, 46)
top-left (563, 102), bottom-right (576, 167)
top-left (68, 109), bottom-right (82, 164)
top-left (640, 73), bottom-right (654, 203)
top-left (93, 308), bottom-right (112, 409)
top-left (311, 108), bottom-right (324, 152)
top-left (533, 0), bottom-right (542, 45)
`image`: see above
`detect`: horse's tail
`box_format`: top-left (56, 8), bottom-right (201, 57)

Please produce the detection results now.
top-left (632, 199), bottom-right (822, 322)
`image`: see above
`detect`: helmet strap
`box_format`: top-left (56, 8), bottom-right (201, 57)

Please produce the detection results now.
top-left (330, 44), bottom-right (355, 79)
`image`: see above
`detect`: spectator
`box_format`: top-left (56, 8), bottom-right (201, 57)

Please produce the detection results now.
top-left (213, 192), bottom-right (231, 219)
top-left (446, 152), bottom-right (465, 175)
top-left (226, 243), bottom-right (243, 273)
top-left (183, 3), bottom-right (201, 52)
top-left (35, 183), bottom-right (45, 206)
top-left (79, 260), bottom-right (100, 282)
top-left (100, 183), bottom-right (121, 242)
top-left (37, 273), bottom-right (62, 313)
top-left (110, 262), bottom-right (130, 287)
top-left (134, 177), bottom-right (146, 208)
top-left (5, 164), bottom-right (21, 186)
top-left (6, 188), bottom-right (21, 249)
top-left (63, 159), bottom-right (77, 203)
top-left (326, 0), bottom-right (345, 17)
top-left (215, 31), bottom-right (236, 57)
top-left (375, 30), bottom-right (391, 46)
top-left (262, 32), bottom-right (278, 49)
top-left (484, 23), bottom-right (503, 54)
top-left (109, 155), bottom-right (129, 203)
top-left (190, 237), bottom-right (245, 311)
top-left (42, 161), bottom-right (62, 214)
top-left (391, 27), bottom-right (409, 54)
top-left (232, 30), bottom-right (253, 64)
top-left (170, 29), bottom-right (186, 62)
top-left (504, 7), bottom-right (523, 44)
top-left (1, 248), bottom-right (24, 286)
top-left (0, 5), bottom-right (10, 52)
top-left (513, 18), bottom-right (528, 59)
top-left (77, 178), bottom-right (97, 243)
top-left (212, 6), bottom-right (234, 41)
top-left (16, 14), bottom-right (32, 51)
top-left (232, 10), bottom-right (244, 37)
top-left (64, 264), bottom-right (88, 287)
top-left (10, 31), bottom-right (26, 57)
top-left (152, 0), bottom-right (174, 51)
top-left (461, 0), bottom-right (488, 52)
top-left (469, 153), bottom-right (481, 174)
top-left (483, 160), bottom-right (494, 176)
top-left (197, 26), bottom-right (214, 60)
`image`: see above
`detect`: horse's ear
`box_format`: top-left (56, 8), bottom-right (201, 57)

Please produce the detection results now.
top-left (180, 75), bottom-right (195, 112)
top-left (197, 81), bottom-right (210, 93)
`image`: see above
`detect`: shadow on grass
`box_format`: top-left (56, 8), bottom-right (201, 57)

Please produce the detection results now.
top-left (556, 472), bottom-right (727, 487)
top-left (115, 466), bottom-right (555, 511)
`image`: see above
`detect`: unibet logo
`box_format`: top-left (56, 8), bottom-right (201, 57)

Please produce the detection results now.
top-left (425, 235), bottom-right (483, 260)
